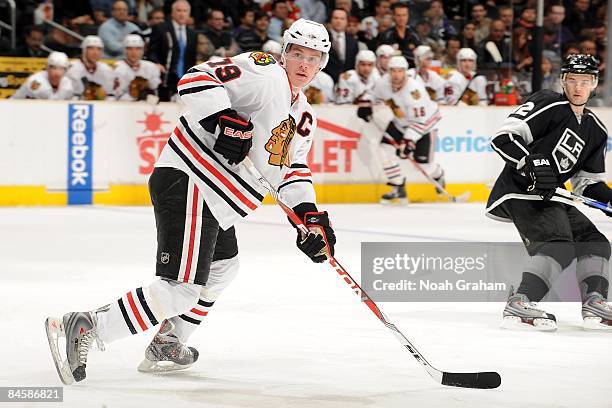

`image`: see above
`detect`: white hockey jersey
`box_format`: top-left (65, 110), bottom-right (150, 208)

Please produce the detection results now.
top-left (444, 70), bottom-right (488, 106)
top-left (335, 69), bottom-right (380, 104)
top-left (66, 59), bottom-right (115, 100)
top-left (407, 68), bottom-right (445, 104)
top-left (114, 59), bottom-right (161, 101)
top-left (11, 70), bottom-right (74, 100)
top-left (156, 52), bottom-right (317, 230)
top-left (303, 70), bottom-right (335, 104)
top-left (372, 74), bottom-right (441, 141)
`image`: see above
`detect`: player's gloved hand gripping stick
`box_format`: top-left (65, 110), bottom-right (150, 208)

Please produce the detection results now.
top-left (241, 156), bottom-right (501, 389)
top-left (555, 188), bottom-right (612, 215)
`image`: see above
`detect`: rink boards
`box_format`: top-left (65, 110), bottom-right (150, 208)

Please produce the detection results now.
top-left (1, 99), bottom-right (611, 206)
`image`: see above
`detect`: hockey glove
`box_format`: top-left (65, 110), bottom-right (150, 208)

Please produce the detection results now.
top-left (396, 139), bottom-right (416, 159)
top-left (523, 154), bottom-right (558, 201)
top-left (212, 110), bottom-right (254, 165)
top-left (356, 100), bottom-right (373, 122)
top-left (293, 203), bottom-right (336, 263)
top-left (583, 182), bottom-right (612, 217)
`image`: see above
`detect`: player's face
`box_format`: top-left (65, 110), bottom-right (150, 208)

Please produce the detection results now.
top-left (284, 44), bottom-right (322, 89)
top-left (126, 47), bottom-right (143, 63)
top-left (418, 55), bottom-right (432, 69)
top-left (378, 55), bottom-right (390, 71)
top-left (459, 59), bottom-right (475, 74)
top-left (47, 66), bottom-right (65, 87)
top-left (85, 46), bottom-right (102, 63)
top-left (357, 61), bottom-right (374, 78)
top-left (390, 68), bottom-right (406, 87)
top-left (563, 73), bottom-right (597, 106)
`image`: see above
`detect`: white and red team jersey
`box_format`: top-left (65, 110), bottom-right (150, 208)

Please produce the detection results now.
top-left (156, 52), bottom-right (317, 230)
top-left (11, 70), bottom-right (74, 100)
top-left (303, 70), bottom-right (335, 104)
top-left (407, 68), bottom-right (445, 104)
top-left (114, 59), bottom-right (161, 101)
top-left (335, 69), bottom-right (380, 104)
top-left (372, 74), bottom-right (441, 141)
top-left (66, 59), bottom-right (115, 100)
top-left (444, 70), bottom-right (488, 106)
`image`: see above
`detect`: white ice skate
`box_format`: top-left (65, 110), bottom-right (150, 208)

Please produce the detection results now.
top-left (45, 310), bottom-right (104, 385)
top-left (501, 292), bottom-right (557, 331)
top-left (582, 292), bottom-right (612, 331)
top-left (138, 320), bottom-right (199, 373)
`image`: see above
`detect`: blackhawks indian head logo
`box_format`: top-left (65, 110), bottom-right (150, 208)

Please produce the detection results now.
top-left (250, 51), bottom-right (276, 66)
top-left (265, 115), bottom-right (296, 167)
top-left (410, 89), bottom-right (421, 100)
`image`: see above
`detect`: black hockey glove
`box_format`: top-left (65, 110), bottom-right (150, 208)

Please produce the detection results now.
top-left (212, 110), bottom-right (254, 165)
top-left (523, 154), bottom-right (558, 201)
top-left (396, 139), bottom-right (416, 159)
top-left (583, 182), bottom-right (612, 217)
top-left (292, 203), bottom-right (336, 263)
top-left (356, 100), bottom-right (373, 122)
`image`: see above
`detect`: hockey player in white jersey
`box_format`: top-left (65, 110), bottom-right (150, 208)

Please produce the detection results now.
top-left (444, 48), bottom-right (488, 106)
top-left (370, 56), bottom-right (444, 204)
top-left (408, 45), bottom-right (445, 104)
top-left (45, 19), bottom-right (337, 384)
top-left (335, 50), bottom-right (380, 104)
top-left (375, 44), bottom-right (395, 76)
top-left (66, 35), bottom-right (115, 100)
top-left (114, 34), bottom-right (161, 101)
top-left (11, 52), bottom-right (74, 100)
top-left (303, 70), bottom-right (335, 103)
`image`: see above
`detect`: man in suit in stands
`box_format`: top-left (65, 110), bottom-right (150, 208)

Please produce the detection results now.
top-left (323, 8), bottom-right (358, 83)
top-left (146, 0), bottom-right (197, 101)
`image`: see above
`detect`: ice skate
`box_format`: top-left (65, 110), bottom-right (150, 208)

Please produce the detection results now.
top-left (45, 310), bottom-right (103, 385)
top-left (380, 184), bottom-right (408, 205)
top-left (582, 292), bottom-right (612, 331)
top-left (501, 291), bottom-right (557, 331)
top-left (138, 320), bottom-right (199, 373)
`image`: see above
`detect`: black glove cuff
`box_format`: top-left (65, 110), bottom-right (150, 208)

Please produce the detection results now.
top-left (583, 182), bottom-right (612, 204)
top-left (290, 202), bottom-right (318, 227)
top-left (199, 108), bottom-right (235, 134)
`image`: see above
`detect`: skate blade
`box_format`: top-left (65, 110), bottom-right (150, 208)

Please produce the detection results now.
top-left (583, 316), bottom-right (612, 331)
top-left (45, 317), bottom-right (75, 385)
top-left (380, 198), bottom-right (408, 206)
top-left (500, 315), bottom-right (557, 331)
top-left (137, 358), bottom-right (194, 374)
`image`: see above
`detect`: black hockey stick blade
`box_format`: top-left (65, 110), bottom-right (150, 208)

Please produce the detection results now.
top-left (441, 371), bottom-right (501, 389)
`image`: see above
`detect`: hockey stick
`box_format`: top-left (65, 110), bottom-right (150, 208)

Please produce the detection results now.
top-left (384, 136), bottom-right (471, 202)
top-left (554, 188), bottom-right (612, 214)
top-left (242, 156), bottom-right (501, 389)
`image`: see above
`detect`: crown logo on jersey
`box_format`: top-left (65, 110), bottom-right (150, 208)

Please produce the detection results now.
top-left (249, 51), bottom-right (276, 66)
top-left (266, 115), bottom-right (296, 167)
top-left (410, 89), bottom-right (421, 100)
top-left (560, 157), bottom-right (570, 170)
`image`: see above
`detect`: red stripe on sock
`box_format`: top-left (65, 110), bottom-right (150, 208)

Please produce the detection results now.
top-left (127, 291), bottom-right (148, 331)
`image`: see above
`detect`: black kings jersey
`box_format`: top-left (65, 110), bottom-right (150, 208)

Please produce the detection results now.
top-left (487, 89), bottom-right (608, 221)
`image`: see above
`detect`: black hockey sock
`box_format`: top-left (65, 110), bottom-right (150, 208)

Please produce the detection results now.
top-left (517, 272), bottom-right (549, 302)
top-left (582, 276), bottom-right (609, 298)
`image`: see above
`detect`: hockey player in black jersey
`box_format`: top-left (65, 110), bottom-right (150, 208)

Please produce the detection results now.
top-left (487, 54), bottom-right (612, 331)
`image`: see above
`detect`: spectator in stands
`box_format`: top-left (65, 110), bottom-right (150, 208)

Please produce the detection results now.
top-left (53, 0), bottom-right (95, 27)
top-left (425, 0), bottom-right (456, 41)
top-left (347, 16), bottom-right (369, 50)
top-left (579, 38), bottom-right (597, 56)
top-left (147, 0), bottom-right (197, 101)
top-left (67, 35), bottom-right (115, 100)
top-left (414, 19), bottom-right (440, 57)
top-left (114, 34), bottom-right (161, 101)
top-left (544, 4), bottom-right (575, 49)
top-left (441, 35), bottom-right (461, 69)
top-left (335, 0), bottom-right (361, 19)
top-left (196, 34), bottom-right (214, 64)
top-left (236, 11), bottom-right (271, 52)
top-left (511, 26), bottom-right (533, 73)
top-left (516, 6), bottom-right (536, 32)
top-left (471, 3), bottom-right (491, 44)
top-left (376, 2), bottom-right (419, 62)
top-left (13, 25), bottom-right (49, 58)
top-left (91, 0), bottom-right (136, 24)
top-left (148, 7), bottom-right (164, 26)
top-left (268, 0), bottom-right (290, 43)
top-left (98, 1), bottom-right (141, 58)
top-left (295, 0), bottom-right (327, 24)
top-left (361, 0), bottom-right (391, 40)
top-left (459, 21), bottom-right (477, 50)
top-left (476, 19), bottom-right (511, 69)
top-left (202, 9), bottom-right (238, 56)
top-left (134, 0), bottom-right (163, 26)
top-left (233, 8), bottom-right (255, 38)
top-left (262, 40), bottom-right (282, 61)
top-left (12, 52), bottom-right (74, 100)
top-left (565, 0), bottom-right (595, 37)
top-left (324, 8), bottom-right (359, 83)
top-left (498, 5), bottom-right (513, 39)
top-left (541, 56), bottom-right (562, 93)
top-left (563, 42), bottom-right (580, 59)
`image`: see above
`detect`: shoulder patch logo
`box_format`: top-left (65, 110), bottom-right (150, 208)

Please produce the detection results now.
top-left (30, 80), bottom-right (40, 90)
top-left (250, 51), bottom-right (276, 66)
top-left (265, 115), bottom-right (296, 167)
top-left (341, 72), bottom-right (351, 80)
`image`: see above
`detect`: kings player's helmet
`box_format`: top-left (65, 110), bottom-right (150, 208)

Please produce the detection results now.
top-left (561, 54), bottom-right (599, 78)
top-left (282, 18), bottom-right (331, 69)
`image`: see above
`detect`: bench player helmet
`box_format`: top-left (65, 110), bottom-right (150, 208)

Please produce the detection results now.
top-left (388, 55), bottom-right (408, 70)
top-left (282, 18), bottom-right (331, 69)
top-left (355, 50), bottom-right (376, 67)
top-left (457, 47), bottom-right (477, 62)
top-left (81, 35), bottom-right (103, 50)
top-left (47, 51), bottom-right (70, 69)
top-left (414, 45), bottom-right (433, 63)
top-left (123, 34), bottom-right (145, 49)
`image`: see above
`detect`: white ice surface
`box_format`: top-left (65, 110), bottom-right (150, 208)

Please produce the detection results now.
top-left (2, 203), bottom-right (612, 408)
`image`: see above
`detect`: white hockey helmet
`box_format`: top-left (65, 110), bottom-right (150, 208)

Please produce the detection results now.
top-left (81, 35), bottom-right (104, 50)
top-left (414, 45), bottom-right (433, 62)
top-left (282, 18), bottom-right (331, 68)
top-left (47, 51), bottom-right (70, 69)
top-left (263, 39), bottom-right (282, 55)
top-left (123, 34), bottom-right (145, 49)
top-left (388, 55), bottom-right (408, 70)
top-left (457, 47), bottom-right (477, 62)
top-left (376, 44), bottom-right (395, 58)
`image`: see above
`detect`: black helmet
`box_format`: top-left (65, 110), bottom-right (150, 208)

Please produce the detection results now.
top-left (561, 54), bottom-right (599, 77)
